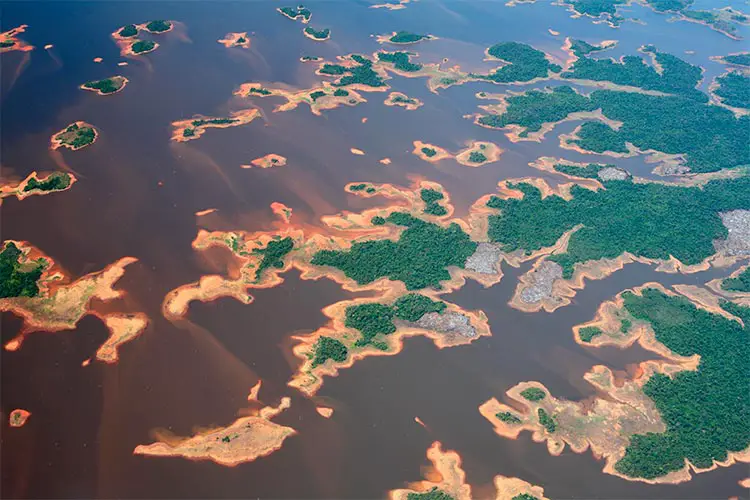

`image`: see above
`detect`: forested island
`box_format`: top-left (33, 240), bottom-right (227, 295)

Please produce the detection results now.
top-left (80, 76), bottom-right (128, 95)
top-left (303, 26), bottom-right (331, 41)
top-left (50, 122), bottom-right (97, 151)
top-left (1, 172), bottom-right (75, 202)
top-left (378, 31), bottom-right (436, 44)
top-left (277, 5), bottom-right (312, 22)
top-left (218, 32), bottom-right (251, 48)
top-left (171, 110), bottom-right (261, 142)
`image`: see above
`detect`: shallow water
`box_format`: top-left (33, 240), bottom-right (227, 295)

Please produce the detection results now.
top-left (2, 1), bottom-right (748, 498)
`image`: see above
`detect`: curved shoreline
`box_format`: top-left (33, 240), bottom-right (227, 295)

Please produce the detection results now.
top-left (0, 171), bottom-right (77, 203)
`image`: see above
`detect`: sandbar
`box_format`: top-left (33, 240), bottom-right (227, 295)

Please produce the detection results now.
top-left (134, 397), bottom-right (296, 466)
top-left (9, 409), bottom-right (31, 427)
top-left (218, 32), bottom-right (251, 49)
top-left (0, 25), bottom-right (33, 53)
top-left (316, 407), bottom-right (334, 418)
top-left (389, 442), bottom-right (472, 500)
top-left (243, 153), bottom-right (287, 169)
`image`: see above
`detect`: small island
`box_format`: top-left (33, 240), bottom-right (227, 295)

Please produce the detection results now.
top-left (713, 52), bottom-right (750, 68)
top-left (303, 26), bottom-right (331, 41)
top-left (80, 75), bottom-right (128, 95)
top-left (411, 140), bottom-right (502, 166)
top-left (115, 24), bottom-right (139, 39)
top-left (384, 91), bottom-right (423, 110)
top-left (171, 109), bottom-right (261, 142)
top-left (50, 122), bottom-right (97, 151)
top-left (235, 82), bottom-right (367, 116)
top-left (9, 409), bottom-right (31, 428)
top-left (277, 5), bottom-right (312, 23)
top-left (0, 25), bottom-right (33, 53)
top-left (128, 39), bottom-right (158, 55)
top-left (412, 141), bottom-right (452, 162)
top-left (377, 31), bottom-right (436, 45)
top-left (1, 171), bottom-right (76, 202)
top-left (134, 397), bottom-right (296, 466)
top-left (300, 55), bottom-right (322, 62)
top-left (243, 153), bottom-right (287, 169)
top-left (142, 20), bottom-right (173, 34)
top-left (218, 32), bottom-right (251, 48)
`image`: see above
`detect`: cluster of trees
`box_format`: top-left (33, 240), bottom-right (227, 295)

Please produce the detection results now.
top-left (392, 94), bottom-right (417, 104)
top-left (512, 494), bottom-right (539, 500)
top-left (714, 71), bottom-right (750, 109)
top-left (82, 77), bottom-right (124, 95)
top-left (563, 45), bottom-right (706, 101)
top-left (376, 51), bottom-right (423, 72)
top-left (191, 118), bottom-right (239, 127)
top-left (389, 31), bottom-right (428, 43)
top-left (0, 40), bottom-right (15, 48)
top-left (479, 85), bottom-right (750, 172)
top-left (468, 151), bottom-right (487, 163)
top-left (496, 411), bottom-right (522, 424)
top-left (345, 293), bottom-right (446, 346)
top-left (279, 5), bottom-right (312, 22)
top-left (421, 147), bottom-right (437, 157)
top-left (118, 24), bottom-right (138, 38)
top-left (0, 242), bottom-right (44, 299)
top-left (474, 42), bottom-right (561, 84)
top-left (304, 27), bottom-right (330, 39)
top-left (254, 236), bottom-right (294, 278)
top-left (614, 289), bottom-right (750, 479)
top-left (478, 86), bottom-right (596, 136)
top-left (319, 55), bottom-right (386, 88)
top-left (183, 128), bottom-right (195, 137)
top-left (722, 267), bottom-right (750, 292)
top-left (311, 336), bottom-right (348, 367)
top-left (569, 121), bottom-right (628, 153)
top-left (578, 326), bottom-right (603, 343)
top-left (420, 189), bottom-right (448, 216)
top-left (24, 172), bottom-right (71, 192)
top-left (407, 487), bottom-right (455, 500)
top-left (520, 387), bottom-right (546, 401)
top-left (247, 87), bottom-right (272, 95)
top-left (722, 53), bottom-right (750, 67)
top-left (553, 162), bottom-right (612, 179)
top-left (568, 38), bottom-right (608, 57)
top-left (312, 211), bottom-right (477, 290)
top-left (145, 20), bottom-right (171, 32)
top-left (564, 0), bottom-right (625, 17)
top-left (309, 90), bottom-right (326, 101)
top-left (486, 176), bottom-right (750, 278)
top-left (131, 40), bottom-right (156, 54)
top-left (58, 123), bottom-right (96, 148)
top-left (333, 89), bottom-right (349, 97)
top-left (537, 408), bottom-right (556, 433)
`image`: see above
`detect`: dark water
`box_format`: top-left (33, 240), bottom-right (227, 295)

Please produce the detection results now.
top-left (1, 1), bottom-right (748, 498)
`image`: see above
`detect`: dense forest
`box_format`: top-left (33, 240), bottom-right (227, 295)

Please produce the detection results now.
top-left (614, 289), bottom-right (750, 479)
top-left (311, 336), bottom-right (348, 367)
top-left (0, 242), bottom-right (44, 299)
top-left (254, 237), bottom-right (294, 278)
top-left (389, 31), bottom-right (429, 43)
top-left (82, 77), bottom-right (123, 95)
top-left (420, 189), bottom-right (448, 216)
top-left (407, 487), bottom-right (454, 500)
top-left (312, 212), bottom-right (476, 289)
top-left (473, 42), bottom-right (561, 84)
top-left (131, 40), bottom-right (156, 54)
top-left (23, 172), bottom-right (71, 192)
top-left (304, 27), bottom-right (330, 40)
top-left (722, 267), bottom-right (750, 292)
top-left (486, 176), bottom-right (750, 277)
top-left (713, 71), bottom-right (750, 109)
top-left (145, 20), bottom-right (171, 32)
top-left (377, 51), bottom-right (423, 72)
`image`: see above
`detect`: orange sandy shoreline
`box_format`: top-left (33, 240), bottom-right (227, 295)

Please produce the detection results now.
top-left (0, 171), bottom-right (77, 203)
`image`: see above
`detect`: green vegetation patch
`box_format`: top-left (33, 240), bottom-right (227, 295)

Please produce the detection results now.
top-left (55, 123), bottom-right (96, 149)
top-left (145, 20), bottom-right (171, 33)
top-left (478, 85), bottom-right (750, 173)
top-left (407, 487), bottom-right (455, 500)
top-left (569, 38), bottom-right (611, 57)
top-left (537, 408), bottom-right (556, 433)
top-left (377, 51), bottom-right (423, 72)
top-left (348, 183), bottom-right (368, 192)
top-left (311, 336), bottom-right (348, 367)
top-left (191, 118), bottom-right (238, 127)
top-left (563, 45), bottom-right (706, 101)
top-left (345, 293), bottom-right (445, 346)
top-left (389, 31), bottom-right (429, 43)
top-left (468, 151), bottom-right (487, 163)
top-left (371, 216), bottom-right (386, 225)
top-left (0, 242), bottom-right (44, 299)
top-left (613, 289), bottom-right (750, 479)
top-left (553, 163), bottom-right (610, 178)
top-left (569, 121), bottom-right (628, 154)
top-left (310, 90), bottom-right (326, 101)
top-left (320, 55), bottom-right (386, 88)
top-left (520, 387), bottom-right (547, 401)
top-left (183, 128), bottom-right (195, 137)
top-left (247, 87), bottom-right (272, 96)
top-left (279, 5), bottom-right (312, 22)
top-left (304, 27), bottom-right (330, 40)
top-left (131, 39), bottom-right (156, 54)
top-left (23, 172), bottom-right (71, 193)
top-left (312, 212), bottom-right (476, 290)
top-left (421, 147), bottom-right (437, 157)
top-left (721, 53), bottom-right (750, 67)
top-left (579, 326), bottom-right (603, 343)
top-left (392, 94), bottom-right (416, 104)
top-left (722, 267), bottom-right (750, 293)
top-left (496, 411), bottom-right (522, 424)
top-left (486, 176), bottom-right (750, 278)
top-left (420, 188), bottom-right (448, 216)
top-left (475, 42), bottom-right (561, 84)
top-left (82, 77), bottom-right (125, 95)
top-left (118, 24), bottom-right (138, 38)
top-left (713, 71), bottom-right (750, 109)
top-left (478, 86), bottom-right (596, 137)
top-left (512, 495), bottom-right (539, 500)
top-left (333, 89), bottom-right (349, 97)
top-left (254, 236), bottom-right (294, 278)
top-left (560, 0), bottom-right (627, 21)
top-left (0, 40), bottom-right (15, 48)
